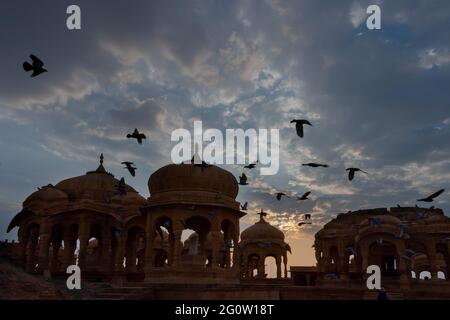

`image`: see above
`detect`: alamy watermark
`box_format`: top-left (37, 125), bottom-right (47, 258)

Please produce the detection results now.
top-left (171, 121), bottom-right (280, 175)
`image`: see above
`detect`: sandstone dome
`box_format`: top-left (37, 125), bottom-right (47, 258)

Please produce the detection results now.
top-left (23, 185), bottom-right (68, 213)
top-left (241, 218), bottom-right (285, 242)
top-left (148, 163), bottom-right (239, 199)
top-left (55, 163), bottom-right (143, 204)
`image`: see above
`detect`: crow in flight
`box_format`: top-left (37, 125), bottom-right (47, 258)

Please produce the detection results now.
top-left (126, 128), bottom-right (146, 144)
top-left (275, 192), bottom-right (289, 201)
top-left (346, 167), bottom-right (368, 181)
top-left (23, 54), bottom-right (47, 77)
top-left (122, 161), bottom-right (137, 177)
top-left (302, 163), bottom-right (329, 168)
top-left (240, 202), bottom-right (248, 210)
top-left (417, 189), bottom-right (445, 202)
top-left (297, 191), bottom-right (311, 201)
top-left (244, 161), bottom-right (258, 169)
top-left (290, 119), bottom-right (312, 138)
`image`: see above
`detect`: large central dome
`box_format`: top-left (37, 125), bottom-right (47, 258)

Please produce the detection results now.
top-left (148, 163), bottom-right (239, 199)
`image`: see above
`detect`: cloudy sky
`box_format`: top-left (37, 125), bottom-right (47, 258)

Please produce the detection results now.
top-left (0, 0), bottom-right (449, 267)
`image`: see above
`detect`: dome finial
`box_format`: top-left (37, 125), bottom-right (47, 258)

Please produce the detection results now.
top-left (257, 208), bottom-right (267, 221)
top-left (100, 153), bottom-right (104, 165)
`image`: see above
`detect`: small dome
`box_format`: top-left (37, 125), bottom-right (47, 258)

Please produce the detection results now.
top-left (55, 163), bottom-right (143, 203)
top-left (241, 218), bottom-right (285, 241)
top-left (24, 185), bottom-right (68, 207)
top-left (148, 163), bottom-right (238, 199)
top-left (360, 215), bottom-right (402, 227)
top-left (426, 214), bottom-right (448, 223)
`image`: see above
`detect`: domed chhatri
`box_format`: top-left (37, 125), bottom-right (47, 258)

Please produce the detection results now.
top-left (148, 163), bottom-right (239, 209)
top-left (239, 210), bottom-right (290, 280)
top-left (241, 216), bottom-right (285, 242)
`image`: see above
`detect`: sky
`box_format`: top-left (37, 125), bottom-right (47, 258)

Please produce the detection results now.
top-left (0, 0), bottom-right (449, 268)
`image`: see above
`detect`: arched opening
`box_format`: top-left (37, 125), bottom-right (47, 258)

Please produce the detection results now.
top-left (264, 256), bottom-right (277, 279)
top-left (368, 240), bottom-right (399, 278)
top-left (438, 271), bottom-right (446, 280)
top-left (125, 226), bottom-right (145, 273)
top-left (420, 271), bottom-right (431, 280)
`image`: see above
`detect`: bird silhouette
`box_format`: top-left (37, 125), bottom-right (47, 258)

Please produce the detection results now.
top-left (121, 161), bottom-right (137, 177)
top-left (302, 163), bottom-right (329, 168)
top-left (275, 192), bottom-right (289, 201)
top-left (368, 217), bottom-right (381, 226)
top-left (194, 160), bottom-right (212, 171)
top-left (298, 214), bottom-right (312, 226)
top-left (244, 161), bottom-right (258, 169)
top-left (291, 119), bottom-right (312, 138)
top-left (23, 54), bottom-right (47, 77)
top-left (238, 173), bottom-right (248, 185)
top-left (346, 167), bottom-right (368, 181)
top-left (126, 128), bottom-right (146, 144)
top-left (417, 189), bottom-right (445, 202)
top-left (297, 191), bottom-right (311, 201)
top-left (346, 246), bottom-right (357, 257)
top-left (240, 202), bottom-right (248, 210)
top-left (117, 177), bottom-right (127, 195)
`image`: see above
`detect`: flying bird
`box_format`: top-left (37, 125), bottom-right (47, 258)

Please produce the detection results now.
top-left (23, 54), bottom-right (47, 77)
top-left (121, 161), bottom-right (137, 177)
top-left (400, 255), bottom-right (411, 261)
top-left (290, 119), bottom-right (312, 138)
top-left (346, 167), bottom-right (368, 181)
top-left (240, 202), bottom-right (248, 210)
top-left (302, 163), bottom-right (329, 168)
top-left (404, 249), bottom-right (416, 256)
top-left (126, 128), bottom-right (146, 144)
top-left (297, 191), bottom-right (311, 201)
top-left (244, 161), bottom-right (258, 169)
top-left (275, 192), bottom-right (290, 201)
top-left (238, 173), bottom-right (248, 185)
top-left (417, 189), bottom-right (445, 202)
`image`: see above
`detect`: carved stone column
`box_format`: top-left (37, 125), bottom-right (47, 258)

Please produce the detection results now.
top-left (276, 256), bottom-right (282, 279)
top-left (37, 220), bottom-right (51, 273)
top-left (77, 218), bottom-right (90, 270)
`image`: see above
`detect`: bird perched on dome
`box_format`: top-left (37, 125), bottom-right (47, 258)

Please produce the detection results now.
top-left (238, 173), bottom-right (248, 185)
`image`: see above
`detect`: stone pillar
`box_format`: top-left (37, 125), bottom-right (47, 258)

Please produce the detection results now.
top-left (171, 228), bottom-right (183, 267)
top-left (276, 256), bottom-right (282, 279)
top-left (426, 238), bottom-right (439, 280)
top-left (25, 230), bottom-right (38, 272)
top-left (50, 239), bottom-right (62, 272)
top-left (211, 230), bottom-right (221, 270)
top-left (232, 234), bottom-right (240, 270)
top-left (37, 220), bottom-right (51, 273)
top-left (101, 225), bottom-right (112, 273)
top-left (397, 241), bottom-right (411, 290)
top-left (258, 259), bottom-right (265, 279)
top-left (144, 224), bottom-right (156, 276)
top-left (284, 254), bottom-right (288, 278)
top-left (114, 234), bottom-right (126, 272)
top-left (62, 233), bottom-right (75, 270)
top-left (18, 230), bottom-right (27, 268)
top-left (77, 218), bottom-right (90, 270)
